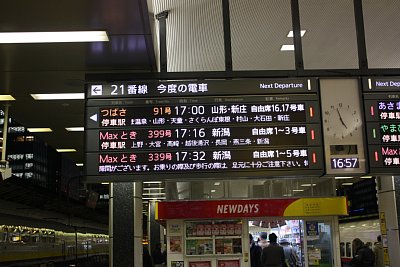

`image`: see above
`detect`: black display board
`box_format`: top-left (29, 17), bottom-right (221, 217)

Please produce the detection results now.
top-left (363, 77), bottom-right (400, 174)
top-left (84, 78), bottom-right (324, 182)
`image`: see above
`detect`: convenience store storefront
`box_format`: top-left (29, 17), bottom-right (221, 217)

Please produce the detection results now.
top-left (156, 197), bottom-right (348, 267)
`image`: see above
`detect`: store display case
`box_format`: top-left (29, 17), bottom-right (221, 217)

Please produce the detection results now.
top-left (185, 220), bottom-right (243, 256)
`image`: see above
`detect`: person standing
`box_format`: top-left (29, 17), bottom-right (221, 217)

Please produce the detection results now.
top-left (350, 238), bottom-right (375, 267)
top-left (260, 233), bottom-right (286, 267)
top-left (250, 234), bottom-right (262, 267)
top-left (152, 243), bottom-right (166, 267)
top-left (279, 239), bottom-right (299, 267)
top-left (373, 235), bottom-right (384, 267)
top-left (258, 232), bottom-right (269, 249)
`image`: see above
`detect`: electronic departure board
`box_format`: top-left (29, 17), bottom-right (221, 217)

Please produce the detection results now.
top-left (85, 78), bottom-right (324, 182)
top-left (363, 77), bottom-right (400, 174)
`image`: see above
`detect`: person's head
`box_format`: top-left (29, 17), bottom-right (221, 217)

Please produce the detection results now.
top-left (377, 235), bottom-right (382, 242)
top-left (249, 234), bottom-right (254, 245)
top-left (269, 233), bottom-right (278, 243)
top-left (279, 239), bottom-right (289, 246)
top-left (352, 238), bottom-right (363, 252)
top-left (260, 232), bottom-right (268, 240)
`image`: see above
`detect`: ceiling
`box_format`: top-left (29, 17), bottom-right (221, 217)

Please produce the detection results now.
top-left (1, 0), bottom-right (400, 168)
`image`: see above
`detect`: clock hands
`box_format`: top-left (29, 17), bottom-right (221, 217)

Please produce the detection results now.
top-left (336, 108), bottom-right (348, 129)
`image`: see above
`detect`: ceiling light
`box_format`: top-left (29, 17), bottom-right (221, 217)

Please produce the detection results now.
top-left (211, 190), bottom-right (216, 193)
top-left (56, 148), bottom-right (76, 152)
top-left (143, 197), bottom-right (166, 200)
top-left (66, 127), bottom-right (84, 132)
top-left (360, 175), bottom-right (373, 179)
top-left (0, 95), bottom-right (15, 101)
top-left (287, 30), bottom-right (306, 37)
top-left (143, 188), bottom-right (165, 190)
top-left (143, 192), bottom-right (165, 195)
top-left (214, 182), bottom-right (221, 186)
top-left (0, 31), bottom-right (109, 43)
top-left (283, 194), bottom-right (292, 197)
top-left (31, 93), bottom-right (84, 100)
top-left (27, 128), bottom-right (52, 133)
top-left (101, 182), bottom-right (109, 185)
top-left (335, 176), bottom-right (353, 179)
top-left (301, 183), bottom-right (317, 187)
top-left (280, 45), bottom-right (294, 51)
top-left (143, 181), bottom-right (162, 184)
top-left (342, 182), bottom-right (353, 186)
top-left (292, 189), bottom-right (304, 192)
top-left (76, 163), bottom-right (84, 167)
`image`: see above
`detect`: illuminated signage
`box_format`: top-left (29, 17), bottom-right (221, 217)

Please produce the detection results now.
top-left (330, 157), bottom-right (359, 169)
top-left (84, 78), bottom-right (323, 182)
top-left (363, 80), bottom-right (400, 173)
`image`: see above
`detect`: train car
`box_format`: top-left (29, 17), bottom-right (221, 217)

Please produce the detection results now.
top-left (339, 219), bottom-right (380, 267)
top-left (0, 224), bottom-right (109, 266)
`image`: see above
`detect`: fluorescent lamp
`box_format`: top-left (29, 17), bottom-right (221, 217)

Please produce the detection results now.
top-left (56, 148), bottom-right (76, 152)
top-left (335, 176), bottom-right (353, 180)
top-left (143, 181), bottom-right (162, 184)
top-left (287, 30), bottom-right (306, 37)
top-left (27, 128), bottom-right (52, 133)
top-left (292, 189), bottom-right (304, 192)
top-left (0, 95), bottom-right (15, 101)
top-left (76, 163), bottom-right (84, 167)
top-left (143, 192), bottom-right (165, 195)
top-left (300, 183), bottom-right (316, 187)
top-left (342, 183), bottom-right (353, 186)
top-left (280, 44), bottom-right (295, 51)
top-left (360, 175), bottom-right (373, 179)
top-left (214, 182), bottom-right (221, 186)
top-left (66, 127), bottom-right (84, 132)
top-left (143, 188), bottom-right (165, 190)
top-left (0, 31), bottom-right (109, 43)
top-left (101, 182), bottom-right (109, 185)
top-left (143, 197), bottom-right (166, 200)
top-left (211, 189), bottom-right (216, 193)
top-left (31, 93), bottom-right (84, 100)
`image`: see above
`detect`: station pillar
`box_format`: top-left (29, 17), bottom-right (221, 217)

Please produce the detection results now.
top-left (377, 176), bottom-right (400, 266)
top-left (110, 182), bottom-right (142, 267)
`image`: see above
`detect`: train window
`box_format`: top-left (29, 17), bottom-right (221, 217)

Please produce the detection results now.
top-left (340, 242), bottom-right (345, 257)
top-left (41, 231), bottom-right (48, 243)
top-left (0, 228), bottom-right (7, 243)
top-left (31, 231), bottom-right (40, 243)
top-left (21, 230), bottom-right (31, 243)
top-left (9, 229), bottom-right (21, 243)
top-left (48, 232), bottom-right (55, 243)
top-left (346, 242), bottom-right (352, 257)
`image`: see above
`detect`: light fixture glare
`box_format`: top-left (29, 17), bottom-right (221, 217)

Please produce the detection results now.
top-left (27, 128), bottom-right (52, 133)
top-left (287, 30), bottom-right (306, 37)
top-left (280, 44), bottom-right (295, 51)
top-left (0, 95), bottom-right (15, 101)
top-left (31, 93), bottom-right (84, 100)
top-left (66, 127), bottom-right (84, 132)
top-left (0, 31), bottom-right (109, 43)
top-left (56, 148), bottom-right (77, 152)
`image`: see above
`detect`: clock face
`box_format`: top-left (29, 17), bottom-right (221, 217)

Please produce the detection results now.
top-left (323, 102), bottom-right (361, 140)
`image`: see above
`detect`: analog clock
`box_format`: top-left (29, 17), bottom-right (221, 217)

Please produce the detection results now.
top-left (323, 102), bottom-right (362, 140)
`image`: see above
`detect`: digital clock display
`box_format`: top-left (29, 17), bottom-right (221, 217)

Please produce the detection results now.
top-left (85, 79), bottom-right (324, 181)
top-left (330, 157), bottom-right (359, 169)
